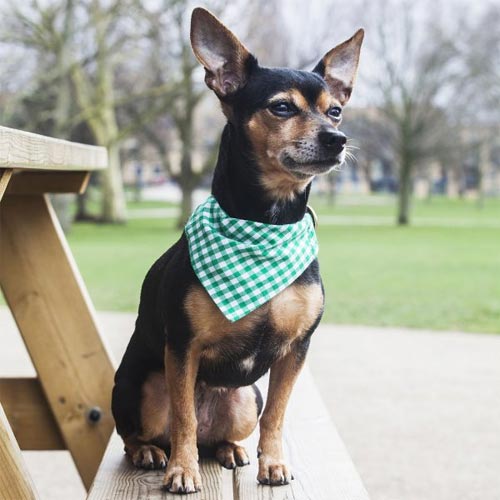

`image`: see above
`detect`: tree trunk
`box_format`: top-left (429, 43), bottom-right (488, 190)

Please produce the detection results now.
top-left (100, 142), bottom-right (127, 223)
top-left (175, 43), bottom-right (197, 229)
top-left (75, 191), bottom-right (95, 221)
top-left (177, 121), bottom-right (195, 228)
top-left (50, 194), bottom-right (74, 232)
top-left (178, 183), bottom-right (194, 229)
top-left (477, 138), bottom-right (490, 209)
top-left (70, 4), bottom-right (127, 224)
top-left (51, 1), bottom-right (75, 232)
top-left (327, 175), bottom-right (336, 205)
top-left (360, 158), bottom-right (373, 194)
top-left (397, 158), bottom-right (412, 225)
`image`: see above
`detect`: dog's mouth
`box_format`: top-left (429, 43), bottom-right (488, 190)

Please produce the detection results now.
top-left (282, 153), bottom-right (345, 176)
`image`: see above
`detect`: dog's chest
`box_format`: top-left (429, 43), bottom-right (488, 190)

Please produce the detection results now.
top-left (184, 282), bottom-right (323, 386)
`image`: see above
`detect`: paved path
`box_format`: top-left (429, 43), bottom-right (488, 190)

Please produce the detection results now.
top-left (1, 307), bottom-right (499, 500)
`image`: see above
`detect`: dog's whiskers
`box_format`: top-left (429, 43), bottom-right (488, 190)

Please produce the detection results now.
top-left (344, 151), bottom-right (357, 165)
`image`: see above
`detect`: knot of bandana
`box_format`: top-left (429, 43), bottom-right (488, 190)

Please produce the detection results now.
top-left (185, 196), bottom-right (318, 322)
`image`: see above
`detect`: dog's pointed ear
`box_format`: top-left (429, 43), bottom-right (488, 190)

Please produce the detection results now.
top-left (313, 29), bottom-right (364, 105)
top-left (191, 7), bottom-right (254, 98)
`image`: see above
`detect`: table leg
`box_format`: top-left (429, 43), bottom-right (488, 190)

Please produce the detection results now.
top-left (0, 404), bottom-right (39, 500)
top-left (0, 169), bottom-right (13, 201)
top-left (0, 195), bottom-right (115, 489)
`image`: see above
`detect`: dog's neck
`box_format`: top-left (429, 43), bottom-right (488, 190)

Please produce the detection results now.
top-left (211, 123), bottom-right (312, 225)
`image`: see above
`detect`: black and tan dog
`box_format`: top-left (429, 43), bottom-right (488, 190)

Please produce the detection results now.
top-left (112, 7), bottom-right (363, 494)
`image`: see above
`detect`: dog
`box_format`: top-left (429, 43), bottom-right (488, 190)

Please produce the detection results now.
top-left (112, 7), bottom-right (363, 494)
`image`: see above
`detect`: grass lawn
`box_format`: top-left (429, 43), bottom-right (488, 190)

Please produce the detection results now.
top-left (64, 195), bottom-right (500, 334)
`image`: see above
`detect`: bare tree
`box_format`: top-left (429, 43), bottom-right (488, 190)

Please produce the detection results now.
top-left (454, 3), bottom-right (500, 206)
top-left (361, 0), bottom-right (461, 224)
top-left (122, 0), bottom-right (229, 227)
top-left (0, 1), bottom-right (82, 229)
top-left (1, 0), bottom-right (181, 223)
top-left (342, 109), bottom-right (396, 193)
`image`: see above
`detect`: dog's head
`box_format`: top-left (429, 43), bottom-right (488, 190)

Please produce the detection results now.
top-left (191, 7), bottom-right (363, 199)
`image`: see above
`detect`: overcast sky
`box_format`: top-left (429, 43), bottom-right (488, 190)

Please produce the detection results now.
top-left (0, 0), bottom-right (497, 107)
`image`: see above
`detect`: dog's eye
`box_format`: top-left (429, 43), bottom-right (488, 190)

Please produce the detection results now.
top-left (327, 106), bottom-right (342, 120)
top-left (269, 101), bottom-right (297, 117)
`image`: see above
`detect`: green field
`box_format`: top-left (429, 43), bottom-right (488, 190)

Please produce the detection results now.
top-left (65, 195), bottom-right (500, 333)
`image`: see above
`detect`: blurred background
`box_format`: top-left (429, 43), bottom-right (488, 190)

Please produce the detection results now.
top-left (0, 0), bottom-right (499, 499)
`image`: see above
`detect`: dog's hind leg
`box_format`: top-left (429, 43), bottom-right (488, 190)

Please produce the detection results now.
top-left (115, 350), bottom-right (263, 481)
top-left (120, 370), bottom-right (170, 470)
top-left (124, 440), bottom-right (168, 470)
top-left (215, 442), bottom-right (251, 469)
top-left (112, 327), bottom-right (170, 471)
top-left (136, 371), bottom-right (262, 473)
top-left (113, 370), bottom-right (169, 470)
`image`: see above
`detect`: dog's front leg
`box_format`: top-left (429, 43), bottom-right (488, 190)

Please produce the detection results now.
top-left (163, 345), bottom-right (202, 494)
top-left (257, 339), bottom-right (308, 485)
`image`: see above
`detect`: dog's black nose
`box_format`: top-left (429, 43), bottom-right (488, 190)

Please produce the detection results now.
top-left (318, 129), bottom-right (347, 154)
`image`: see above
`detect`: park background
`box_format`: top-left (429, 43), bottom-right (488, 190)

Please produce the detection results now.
top-left (0, 0), bottom-right (499, 499)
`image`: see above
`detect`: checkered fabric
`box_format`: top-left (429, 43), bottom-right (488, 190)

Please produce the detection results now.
top-left (185, 196), bottom-right (318, 322)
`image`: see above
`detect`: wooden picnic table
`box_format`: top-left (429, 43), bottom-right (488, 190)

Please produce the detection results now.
top-left (0, 125), bottom-right (370, 500)
top-left (0, 126), bottom-right (114, 499)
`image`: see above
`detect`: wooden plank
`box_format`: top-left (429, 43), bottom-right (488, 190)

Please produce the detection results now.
top-left (235, 367), bottom-right (370, 500)
top-left (87, 367), bottom-right (368, 500)
top-left (0, 403), bottom-right (39, 500)
top-left (6, 171), bottom-right (90, 195)
top-left (0, 168), bottom-right (13, 201)
top-left (0, 378), bottom-right (65, 450)
top-left (86, 431), bottom-right (234, 500)
top-left (0, 195), bottom-right (115, 489)
top-left (0, 126), bottom-right (106, 171)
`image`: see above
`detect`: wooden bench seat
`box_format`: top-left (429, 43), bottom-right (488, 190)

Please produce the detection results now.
top-left (87, 366), bottom-right (370, 500)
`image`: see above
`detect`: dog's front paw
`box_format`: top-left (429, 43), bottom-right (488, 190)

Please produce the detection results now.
top-left (257, 454), bottom-right (293, 486)
top-left (163, 459), bottom-right (202, 494)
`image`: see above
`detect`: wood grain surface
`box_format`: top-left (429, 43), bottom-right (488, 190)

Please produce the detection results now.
top-left (0, 404), bottom-right (39, 500)
top-left (235, 368), bottom-right (370, 500)
top-left (87, 432), bottom-right (233, 500)
top-left (87, 367), bottom-right (369, 500)
top-left (0, 126), bottom-right (106, 171)
top-left (5, 171), bottom-right (90, 195)
top-left (0, 168), bottom-right (12, 201)
top-left (0, 195), bottom-right (115, 489)
top-left (0, 378), bottom-right (65, 450)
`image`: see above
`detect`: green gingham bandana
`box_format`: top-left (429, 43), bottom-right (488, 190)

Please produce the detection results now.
top-left (185, 196), bottom-right (318, 322)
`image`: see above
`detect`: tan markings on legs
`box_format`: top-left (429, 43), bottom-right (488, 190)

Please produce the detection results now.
top-left (138, 371), bottom-right (170, 443)
top-left (122, 371), bottom-right (170, 471)
top-left (163, 346), bottom-right (202, 493)
top-left (257, 348), bottom-right (306, 485)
